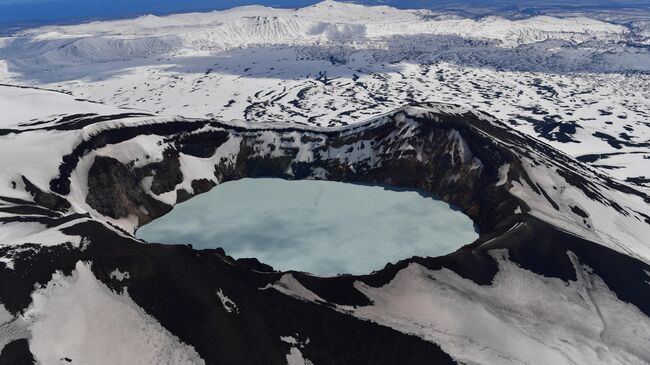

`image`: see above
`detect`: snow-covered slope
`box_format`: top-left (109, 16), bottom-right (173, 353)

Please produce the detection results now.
top-left (0, 85), bottom-right (116, 126)
top-left (1, 1), bottom-right (648, 192)
top-left (24, 261), bottom-right (204, 364)
top-left (348, 251), bottom-right (650, 364)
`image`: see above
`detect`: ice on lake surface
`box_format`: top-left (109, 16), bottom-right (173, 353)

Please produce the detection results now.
top-left (137, 178), bottom-right (479, 276)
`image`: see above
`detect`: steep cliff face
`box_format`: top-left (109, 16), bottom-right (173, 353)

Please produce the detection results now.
top-left (80, 104), bottom-right (519, 233)
top-left (0, 100), bottom-right (649, 364)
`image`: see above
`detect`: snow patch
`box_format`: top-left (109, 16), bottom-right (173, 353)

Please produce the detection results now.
top-left (0, 256), bottom-right (13, 270)
top-left (216, 289), bottom-right (238, 314)
top-left (281, 335), bottom-right (314, 365)
top-left (109, 268), bottom-right (130, 282)
top-left (264, 274), bottom-right (325, 303)
top-left (0, 303), bottom-right (29, 354)
top-left (496, 163), bottom-right (510, 186)
top-left (348, 250), bottom-right (650, 365)
top-left (23, 261), bottom-right (205, 365)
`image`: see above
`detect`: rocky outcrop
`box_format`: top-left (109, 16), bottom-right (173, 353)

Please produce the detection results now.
top-left (86, 156), bottom-right (172, 225)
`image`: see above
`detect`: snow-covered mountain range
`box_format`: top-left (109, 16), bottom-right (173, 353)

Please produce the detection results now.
top-left (0, 1), bottom-right (649, 364)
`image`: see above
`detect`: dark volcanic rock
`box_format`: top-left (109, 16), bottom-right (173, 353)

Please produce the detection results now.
top-left (140, 148), bottom-right (183, 196)
top-left (85, 156), bottom-right (172, 224)
top-left (191, 178), bottom-right (217, 195)
top-left (0, 339), bottom-right (34, 365)
top-left (175, 130), bottom-right (230, 158)
top-left (21, 176), bottom-right (70, 212)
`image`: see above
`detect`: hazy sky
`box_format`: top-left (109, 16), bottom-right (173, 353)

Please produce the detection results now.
top-left (0, 0), bottom-right (647, 24)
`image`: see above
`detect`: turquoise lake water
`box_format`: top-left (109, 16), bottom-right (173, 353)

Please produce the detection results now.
top-left (137, 178), bottom-right (478, 276)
